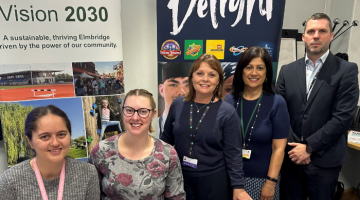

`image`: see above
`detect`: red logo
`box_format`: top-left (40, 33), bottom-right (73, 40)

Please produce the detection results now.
top-left (160, 40), bottom-right (181, 60)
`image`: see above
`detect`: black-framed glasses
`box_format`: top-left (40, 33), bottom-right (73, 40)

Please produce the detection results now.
top-left (122, 106), bottom-right (152, 119)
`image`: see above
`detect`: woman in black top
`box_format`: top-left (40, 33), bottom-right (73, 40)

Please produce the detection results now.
top-left (161, 54), bottom-right (252, 200)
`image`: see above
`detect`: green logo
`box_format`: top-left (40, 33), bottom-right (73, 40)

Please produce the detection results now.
top-left (184, 40), bottom-right (203, 60)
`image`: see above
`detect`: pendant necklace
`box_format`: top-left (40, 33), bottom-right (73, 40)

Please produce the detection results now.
top-left (194, 102), bottom-right (207, 113)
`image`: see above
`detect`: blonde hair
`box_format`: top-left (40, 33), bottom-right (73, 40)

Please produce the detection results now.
top-left (101, 99), bottom-right (110, 109)
top-left (123, 89), bottom-right (156, 133)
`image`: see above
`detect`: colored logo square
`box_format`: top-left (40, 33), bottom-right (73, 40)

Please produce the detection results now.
top-left (184, 40), bottom-right (203, 60)
top-left (206, 40), bottom-right (225, 59)
top-left (160, 39), bottom-right (181, 60)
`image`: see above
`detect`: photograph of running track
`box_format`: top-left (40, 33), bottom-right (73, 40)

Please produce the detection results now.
top-left (0, 63), bottom-right (75, 101)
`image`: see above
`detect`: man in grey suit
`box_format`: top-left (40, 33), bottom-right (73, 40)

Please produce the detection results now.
top-left (276, 13), bottom-right (359, 200)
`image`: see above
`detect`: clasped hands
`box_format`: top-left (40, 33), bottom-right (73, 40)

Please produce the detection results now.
top-left (288, 143), bottom-right (311, 165)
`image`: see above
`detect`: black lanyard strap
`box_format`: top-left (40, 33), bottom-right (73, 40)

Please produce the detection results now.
top-left (189, 96), bottom-right (215, 156)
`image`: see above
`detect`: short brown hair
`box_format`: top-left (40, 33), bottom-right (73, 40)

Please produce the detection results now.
top-left (123, 89), bottom-right (156, 133)
top-left (304, 13), bottom-right (333, 32)
top-left (184, 54), bottom-right (225, 102)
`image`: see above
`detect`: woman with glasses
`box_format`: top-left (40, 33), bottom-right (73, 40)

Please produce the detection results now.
top-left (88, 89), bottom-right (185, 200)
top-left (161, 54), bottom-right (252, 200)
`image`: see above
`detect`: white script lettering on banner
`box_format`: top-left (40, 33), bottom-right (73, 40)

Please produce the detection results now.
top-left (168, 0), bottom-right (273, 35)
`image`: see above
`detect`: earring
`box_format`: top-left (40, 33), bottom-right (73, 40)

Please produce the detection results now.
top-left (214, 86), bottom-right (219, 94)
top-left (265, 78), bottom-right (267, 83)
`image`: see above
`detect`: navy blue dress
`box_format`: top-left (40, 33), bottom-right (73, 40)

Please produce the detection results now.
top-left (225, 93), bottom-right (290, 199)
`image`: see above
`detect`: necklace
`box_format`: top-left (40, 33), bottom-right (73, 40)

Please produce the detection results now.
top-left (194, 102), bottom-right (207, 113)
top-left (189, 96), bottom-right (215, 156)
top-left (236, 92), bottom-right (263, 149)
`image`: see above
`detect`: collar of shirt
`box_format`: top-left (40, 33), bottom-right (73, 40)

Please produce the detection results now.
top-left (304, 50), bottom-right (330, 97)
top-left (161, 112), bottom-right (167, 127)
top-left (305, 49), bottom-right (330, 71)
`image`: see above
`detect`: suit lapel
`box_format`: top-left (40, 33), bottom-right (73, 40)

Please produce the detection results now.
top-left (304, 53), bottom-right (335, 111)
top-left (297, 59), bottom-right (307, 104)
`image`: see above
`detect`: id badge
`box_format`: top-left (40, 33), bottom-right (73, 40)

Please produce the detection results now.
top-left (183, 156), bottom-right (198, 169)
top-left (242, 149), bottom-right (252, 159)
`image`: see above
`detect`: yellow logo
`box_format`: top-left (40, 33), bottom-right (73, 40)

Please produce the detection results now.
top-left (206, 40), bottom-right (225, 59)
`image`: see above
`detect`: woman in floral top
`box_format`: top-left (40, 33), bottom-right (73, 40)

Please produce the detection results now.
top-left (88, 89), bottom-right (185, 200)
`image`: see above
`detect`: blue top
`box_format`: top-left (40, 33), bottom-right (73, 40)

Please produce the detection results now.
top-left (161, 97), bottom-right (245, 189)
top-left (225, 93), bottom-right (290, 178)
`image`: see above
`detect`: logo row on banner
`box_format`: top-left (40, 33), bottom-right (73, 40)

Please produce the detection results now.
top-left (159, 39), bottom-right (274, 61)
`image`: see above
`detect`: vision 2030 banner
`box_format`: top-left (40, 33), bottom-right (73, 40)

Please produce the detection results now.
top-left (156, 0), bottom-right (286, 136)
top-left (0, 0), bottom-right (124, 167)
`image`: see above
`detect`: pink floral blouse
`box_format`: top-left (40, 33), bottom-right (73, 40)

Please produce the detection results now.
top-left (88, 134), bottom-right (186, 200)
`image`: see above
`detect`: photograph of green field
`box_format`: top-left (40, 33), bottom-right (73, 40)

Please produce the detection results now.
top-left (0, 97), bottom-right (87, 167)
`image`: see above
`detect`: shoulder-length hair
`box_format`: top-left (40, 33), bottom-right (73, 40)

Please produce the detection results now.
top-left (184, 54), bottom-right (225, 101)
top-left (231, 46), bottom-right (274, 99)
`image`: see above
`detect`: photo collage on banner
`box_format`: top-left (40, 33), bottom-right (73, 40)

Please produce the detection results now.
top-left (157, 0), bottom-right (286, 136)
top-left (0, 0), bottom-right (124, 166)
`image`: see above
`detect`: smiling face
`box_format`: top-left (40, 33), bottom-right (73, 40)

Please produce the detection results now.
top-left (303, 19), bottom-right (334, 58)
top-left (102, 100), bottom-right (109, 108)
top-left (242, 57), bottom-right (266, 91)
top-left (27, 114), bottom-right (71, 164)
top-left (159, 77), bottom-right (188, 114)
top-left (191, 61), bottom-right (220, 98)
top-left (123, 95), bottom-right (157, 135)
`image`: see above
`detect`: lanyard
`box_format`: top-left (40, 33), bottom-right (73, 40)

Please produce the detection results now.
top-left (306, 70), bottom-right (320, 97)
top-left (189, 96), bottom-right (215, 157)
top-left (237, 93), bottom-right (263, 148)
top-left (33, 158), bottom-right (66, 200)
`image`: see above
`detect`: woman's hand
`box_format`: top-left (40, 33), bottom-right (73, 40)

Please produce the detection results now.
top-left (233, 189), bottom-right (252, 200)
top-left (260, 180), bottom-right (275, 200)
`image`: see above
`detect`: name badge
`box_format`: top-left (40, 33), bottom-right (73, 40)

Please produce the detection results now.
top-left (183, 156), bottom-right (198, 169)
top-left (242, 149), bottom-right (252, 159)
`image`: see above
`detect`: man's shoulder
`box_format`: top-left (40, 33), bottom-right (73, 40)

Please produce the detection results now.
top-left (282, 57), bottom-right (304, 69)
top-left (172, 96), bottom-right (185, 105)
top-left (332, 54), bottom-right (358, 68)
